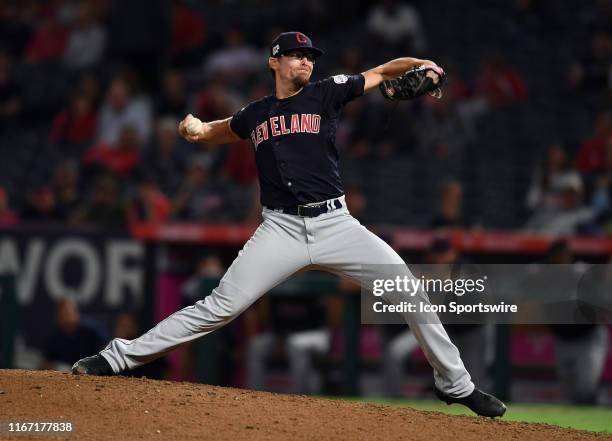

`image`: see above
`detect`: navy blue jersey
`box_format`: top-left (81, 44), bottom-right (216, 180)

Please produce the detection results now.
top-left (230, 73), bottom-right (365, 207)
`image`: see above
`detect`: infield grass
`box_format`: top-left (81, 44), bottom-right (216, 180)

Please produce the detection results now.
top-left (342, 398), bottom-right (612, 433)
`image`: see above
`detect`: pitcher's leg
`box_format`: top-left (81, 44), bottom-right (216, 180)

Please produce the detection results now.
top-left (101, 214), bottom-right (311, 373)
top-left (311, 214), bottom-right (474, 397)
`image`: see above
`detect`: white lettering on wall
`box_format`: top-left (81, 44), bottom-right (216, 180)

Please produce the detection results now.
top-left (45, 239), bottom-right (101, 303)
top-left (106, 242), bottom-right (143, 306)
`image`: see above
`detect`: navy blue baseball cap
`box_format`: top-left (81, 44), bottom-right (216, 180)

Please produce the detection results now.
top-left (270, 32), bottom-right (324, 58)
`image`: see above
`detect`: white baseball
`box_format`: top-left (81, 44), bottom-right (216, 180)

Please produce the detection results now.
top-left (186, 117), bottom-right (202, 136)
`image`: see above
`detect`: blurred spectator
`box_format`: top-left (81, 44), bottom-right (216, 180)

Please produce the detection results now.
top-left (76, 72), bottom-right (102, 107)
top-left (222, 140), bottom-right (258, 186)
top-left (0, 0), bottom-right (609, 236)
top-left (430, 180), bottom-right (468, 229)
top-left (373, 138), bottom-right (399, 160)
top-left (179, 255), bottom-right (243, 383)
top-left (505, 0), bottom-right (546, 34)
top-left (575, 111), bottom-right (612, 173)
top-left (84, 125), bottom-right (141, 177)
top-left (443, 62), bottom-right (472, 102)
top-left (171, 154), bottom-right (235, 222)
top-left (526, 143), bottom-right (581, 212)
top-left (49, 91), bottom-right (97, 149)
top-left (42, 298), bottom-right (107, 371)
top-left (591, 173), bottom-right (611, 214)
top-left (155, 69), bottom-right (188, 117)
top-left (181, 255), bottom-right (226, 305)
top-left (0, 186), bottom-right (17, 225)
top-left (0, 49), bottom-right (23, 131)
top-left (476, 55), bottom-right (528, 106)
top-left (107, 0), bottom-right (170, 91)
top-left (52, 160), bottom-right (82, 219)
top-left (247, 283), bottom-right (330, 394)
top-left (127, 176), bottom-right (171, 225)
top-left (194, 73), bottom-right (245, 122)
top-left (333, 98), bottom-right (372, 153)
top-left (139, 116), bottom-right (188, 196)
top-left (20, 186), bottom-right (63, 222)
top-left (71, 174), bottom-right (126, 227)
top-left (0, 2), bottom-right (35, 58)
top-left (547, 240), bottom-right (609, 404)
top-left (203, 29), bottom-right (260, 78)
top-left (366, 0), bottom-right (427, 53)
top-left (578, 0), bottom-right (612, 30)
top-left (170, 0), bottom-right (206, 67)
top-left (525, 174), bottom-right (598, 235)
top-left (344, 183), bottom-right (367, 221)
top-left (63, 1), bottom-right (107, 70)
top-left (25, 14), bottom-right (68, 64)
top-left (416, 94), bottom-right (471, 159)
top-left (221, 140), bottom-right (259, 222)
top-left (589, 138), bottom-right (612, 232)
top-left (568, 30), bottom-right (612, 91)
top-left (345, 138), bottom-right (373, 160)
top-left (335, 47), bottom-right (364, 74)
top-left (96, 76), bottom-right (153, 145)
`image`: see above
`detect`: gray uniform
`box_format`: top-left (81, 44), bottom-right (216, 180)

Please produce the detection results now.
top-left (101, 200), bottom-right (475, 397)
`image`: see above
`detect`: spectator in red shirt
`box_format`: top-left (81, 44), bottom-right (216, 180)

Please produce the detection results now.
top-left (83, 126), bottom-right (140, 177)
top-left (20, 186), bottom-right (63, 222)
top-left (223, 140), bottom-right (257, 186)
top-left (443, 62), bottom-right (471, 102)
top-left (576, 111), bottom-right (612, 173)
top-left (49, 92), bottom-right (97, 149)
top-left (170, 0), bottom-right (206, 67)
top-left (476, 55), bottom-right (528, 105)
top-left (194, 74), bottom-right (242, 123)
top-left (25, 15), bottom-right (69, 64)
top-left (127, 176), bottom-right (171, 225)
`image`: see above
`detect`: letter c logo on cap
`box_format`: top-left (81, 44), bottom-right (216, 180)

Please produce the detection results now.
top-left (296, 33), bottom-right (308, 44)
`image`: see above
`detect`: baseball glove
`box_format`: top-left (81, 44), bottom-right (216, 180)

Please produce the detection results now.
top-left (379, 66), bottom-right (446, 101)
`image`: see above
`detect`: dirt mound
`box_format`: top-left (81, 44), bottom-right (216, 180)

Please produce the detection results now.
top-left (0, 370), bottom-right (609, 441)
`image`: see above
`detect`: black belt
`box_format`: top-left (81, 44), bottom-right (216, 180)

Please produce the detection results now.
top-left (266, 198), bottom-right (343, 217)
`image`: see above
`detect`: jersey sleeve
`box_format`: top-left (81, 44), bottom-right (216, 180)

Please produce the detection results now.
top-left (229, 104), bottom-right (252, 140)
top-left (318, 73), bottom-right (365, 110)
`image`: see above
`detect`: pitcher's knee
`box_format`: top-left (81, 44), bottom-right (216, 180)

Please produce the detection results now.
top-left (195, 281), bottom-right (258, 324)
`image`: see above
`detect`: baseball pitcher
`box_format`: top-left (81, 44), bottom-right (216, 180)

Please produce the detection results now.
top-left (73, 31), bottom-right (506, 418)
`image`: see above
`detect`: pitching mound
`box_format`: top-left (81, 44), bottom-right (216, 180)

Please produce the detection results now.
top-left (0, 370), bottom-right (610, 440)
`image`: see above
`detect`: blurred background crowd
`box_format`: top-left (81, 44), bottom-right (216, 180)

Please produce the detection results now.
top-left (1, 0), bottom-right (612, 405)
top-left (0, 0), bottom-right (610, 231)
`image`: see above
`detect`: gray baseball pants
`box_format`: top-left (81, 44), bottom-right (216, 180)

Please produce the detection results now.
top-left (101, 198), bottom-right (475, 397)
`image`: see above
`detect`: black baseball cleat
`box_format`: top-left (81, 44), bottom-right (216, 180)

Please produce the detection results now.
top-left (71, 354), bottom-right (114, 376)
top-left (435, 387), bottom-right (507, 418)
